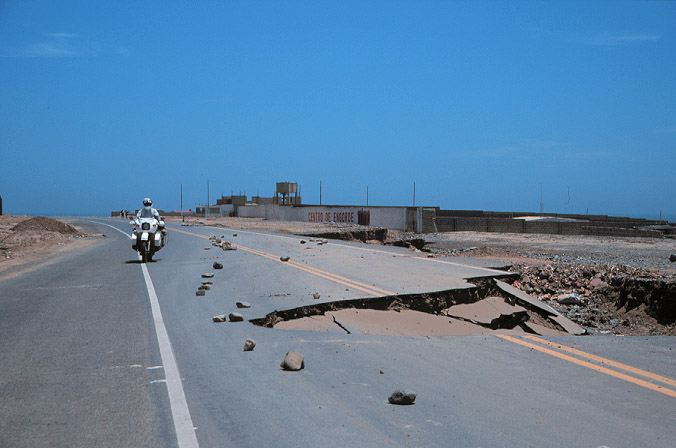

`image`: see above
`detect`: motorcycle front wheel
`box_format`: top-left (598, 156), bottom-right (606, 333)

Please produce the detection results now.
top-left (141, 241), bottom-right (150, 263)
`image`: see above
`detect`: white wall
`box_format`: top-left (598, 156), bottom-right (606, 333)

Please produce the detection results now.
top-left (256, 205), bottom-right (413, 231)
top-left (237, 204), bottom-right (266, 218)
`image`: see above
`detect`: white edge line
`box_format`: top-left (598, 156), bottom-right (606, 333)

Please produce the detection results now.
top-left (88, 220), bottom-right (199, 447)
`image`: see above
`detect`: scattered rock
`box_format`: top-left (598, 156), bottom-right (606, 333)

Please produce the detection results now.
top-left (556, 293), bottom-right (583, 305)
top-left (229, 312), bottom-right (244, 322)
top-left (198, 285), bottom-right (211, 291)
top-left (300, 240), bottom-right (306, 244)
top-left (280, 351), bottom-right (305, 371)
top-left (388, 390), bottom-right (416, 405)
top-left (221, 241), bottom-right (236, 250)
top-left (204, 247), bottom-right (211, 250)
top-left (670, 254), bottom-right (676, 263)
top-left (590, 278), bottom-right (608, 289)
top-left (196, 290), bottom-right (206, 296)
top-left (202, 273), bottom-right (214, 278)
top-left (213, 261), bottom-right (224, 269)
top-left (236, 301), bottom-right (251, 309)
top-left (212, 314), bottom-right (227, 322)
top-left (280, 256), bottom-right (290, 262)
top-left (201, 280), bottom-right (213, 285)
top-left (312, 293), bottom-right (320, 300)
top-left (233, 234), bottom-right (238, 237)
top-left (244, 339), bottom-right (256, 351)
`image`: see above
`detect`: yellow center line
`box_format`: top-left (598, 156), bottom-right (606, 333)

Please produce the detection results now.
top-left (497, 334), bottom-right (676, 399)
top-left (170, 227), bottom-right (211, 239)
top-left (287, 260), bottom-right (394, 296)
top-left (241, 246), bottom-right (384, 296)
top-left (521, 334), bottom-right (676, 388)
top-left (169, 227), bottom-right (390, 297)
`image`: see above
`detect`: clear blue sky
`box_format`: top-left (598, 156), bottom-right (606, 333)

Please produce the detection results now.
top-left (1, 1), bottom-right (675, 219)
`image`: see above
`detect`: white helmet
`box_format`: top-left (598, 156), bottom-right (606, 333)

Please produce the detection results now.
top-left (143, 198), bottom-right (152, 207)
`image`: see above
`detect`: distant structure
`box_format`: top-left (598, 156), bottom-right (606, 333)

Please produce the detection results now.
top-left (275, 182), bottom-right (300, 205)
top-left (196, 181), bottom-right (302, 216)
top-left (0, 194), bottom-right (2, 215)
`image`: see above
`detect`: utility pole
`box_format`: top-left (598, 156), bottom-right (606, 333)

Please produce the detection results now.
top-left (539, 181), bottom-right (544, 214)
top-left (181, 184), bottom-right (184, 222)
top-left (366, 186), bottom-right (369, 207)
top-left (413, 182), bottom-right (416, 207)
top-left (320, 180), bottom-right (322, 206)
top-left (207, 179), bottom-right (210, 218)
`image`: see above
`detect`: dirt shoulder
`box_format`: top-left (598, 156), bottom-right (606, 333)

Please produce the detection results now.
top-left (0, 215), bottom-right (103, 280)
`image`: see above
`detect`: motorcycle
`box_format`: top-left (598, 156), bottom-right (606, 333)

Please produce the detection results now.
top-left (131, 210), bottom-right (166, 263)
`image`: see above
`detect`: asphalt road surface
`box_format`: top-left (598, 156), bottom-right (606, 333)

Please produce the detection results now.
top-left (1, 218), bottom-right (675, 447)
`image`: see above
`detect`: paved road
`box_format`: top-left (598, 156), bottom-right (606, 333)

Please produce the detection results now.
top-left (1, 218), bottom-right (675, 447)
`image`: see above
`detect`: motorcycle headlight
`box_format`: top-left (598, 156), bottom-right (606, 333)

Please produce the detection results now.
top-left (142, 223), bottom-right (150, 230)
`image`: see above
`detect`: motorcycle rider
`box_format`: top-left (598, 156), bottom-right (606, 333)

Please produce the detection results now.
top-left (136, 198), bottom-right (166, 243)
top-left (137, 197), bottom-right (161, 221)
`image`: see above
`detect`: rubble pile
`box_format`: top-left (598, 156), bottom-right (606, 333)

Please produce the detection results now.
top-left (510, 263), bottom-right (676, 335)
top-left (10, 216), bottom-right (79, 235)
top-left (209, 235), bottom-right (236, 250)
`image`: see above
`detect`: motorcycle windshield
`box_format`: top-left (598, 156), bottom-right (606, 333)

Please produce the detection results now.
top-left (139, 208), bottom-right (154, 218)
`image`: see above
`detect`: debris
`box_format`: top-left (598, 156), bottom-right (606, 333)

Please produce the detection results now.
top-left (312, 292), bottom-right (320, 300)
top-left (229, 312), bottom-right (244, 322)
top-left (555, 293), bottom-right (583, 305)
top-left (300, 240), bottom-right (306, 244)
top-left (244, 339), bottom-right (256, 351)
top-left (590, 278), bottom-right (608, 289)
top-left (10, 216), bottom-right (79, 234)
top-left (670, 254), bottom-right (676, 263)
top-left (280, 256), bottom-right (290, 262)
top-left (204, 247), bottom-right (211, 250)
top-left (196, 290), bottom-right (206, 296)
top-left (202, 273), bottom-right (214, 278)
top-left (198, 285), bottom-right (211, 291)
top-left (233, 233), bottom-right (238, 237)
top-left (213, 261), bottom-right (224, 269)
top-left (201, 280), bottom-right (213, 285)
top-left (280, 351), bottom-right (304, 371)
top-left (212, 314), bottom-right (227, 323)
top-left (236, 301), bottom-right (251, 309)
top-left (221, 241), bottom-right (236, 250)
top-left (388, 390), bottom-right (416, 405)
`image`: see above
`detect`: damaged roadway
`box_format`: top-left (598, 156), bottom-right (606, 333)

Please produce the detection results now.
top-left (1, 217), bottom-right (675, 447)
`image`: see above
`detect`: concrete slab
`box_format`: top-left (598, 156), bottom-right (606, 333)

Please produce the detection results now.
top-left (494, 279), bottom-right (559, 316)
top-left (326, 309), bottom-right (489, 336)
top-left (523, 321), bottom-right (568, 336)
top-left (444, 296), bottom-right (527, 326)
top-left (494, 279), bottom-right (587, 335)
top-left (551, 314), bottom-right (588, 335)
top-left (274, 315), bottom-right (344, 333)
